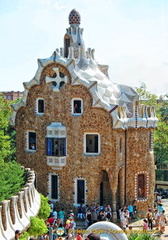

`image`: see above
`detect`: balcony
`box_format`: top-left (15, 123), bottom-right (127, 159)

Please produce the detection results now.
top-left (47, 156), bottom-right (66, 170)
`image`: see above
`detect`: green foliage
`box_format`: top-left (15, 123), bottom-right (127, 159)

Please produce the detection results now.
top-left (27, 216), bottom-right (48, 237)
top-left (127, 232), bottom-right (157, 240)
top-left (37, 194), bottom-right (50, 220)
top-left (154, 122), bottom-right (168, 168)
top-left (135, 82), bottom-right (158, 106)
top-left (0, 161), bottom-right (25, 201)
top-left (0, 96), bottom-right (17, 162)
top-left (20, 231), bottom-right (29, 240)
top-left (156, 169), bottom-right (168, 181)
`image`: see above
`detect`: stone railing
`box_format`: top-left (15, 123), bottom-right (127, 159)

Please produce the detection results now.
top-left (0, 169), bottom-right (41, 240)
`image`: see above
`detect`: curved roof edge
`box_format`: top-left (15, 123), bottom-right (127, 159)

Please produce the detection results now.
top-left (10, 51), bottom-right (158, 130)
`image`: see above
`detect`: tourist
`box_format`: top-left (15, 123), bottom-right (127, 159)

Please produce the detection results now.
top-left (153, 209), bottom-right (160, 230)
top-left (127, 203), bottom-right (133, 221)
top-left (158, 203), bottom-right (164, 214)
top-left (146, 208), bottom-right (153, 229)
top-left (85, 208), bottom-right (92, 226)
top-left (76, 230), bottom-right (83, 240)
top-left (92, 208), bottom-right (98, 223)
top-left (59, 208), bottom-right (65, 225)
top-left (15, 230), bottom-right (22, 240)
top-left (77, 204), bottom-right (84, 219)
top-left (143, 219), bottom-right (149, 232)
top-left (159, 210), bottom-right (167, 234)
top-left (106, 209), bottom-right (112, 221)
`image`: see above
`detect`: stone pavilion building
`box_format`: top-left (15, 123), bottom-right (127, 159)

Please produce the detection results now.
top-left (10, 9), bottom-right (157, 221)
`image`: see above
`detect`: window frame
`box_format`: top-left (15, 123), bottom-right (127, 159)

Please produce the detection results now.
top-left (74, 178), bottom-right (86, 205)
top-left (48, 173), bottom-right (59, 201)
top-left (36, 98), bottom-right (44, 115)
top-left (46, 137), bottom-right (66, 157)
top-left (26, 131), bottom-right (36, 152)
top-left (72, 98), bottom-right (83, 116)
top-left (84, 133), bottom-right (100, 155)
top-left (135, 171), bottom-right (148, 201)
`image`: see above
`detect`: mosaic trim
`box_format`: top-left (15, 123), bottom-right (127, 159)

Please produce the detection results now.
top-left (134, 171), bottom-right (149, 202)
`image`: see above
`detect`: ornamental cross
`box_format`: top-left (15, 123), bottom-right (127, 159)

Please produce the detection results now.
top-left (45, 67), bottom-right (68, 92)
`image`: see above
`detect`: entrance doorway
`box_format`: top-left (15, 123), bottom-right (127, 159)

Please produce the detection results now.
top-left (99, 170), bottom-right (112, 206)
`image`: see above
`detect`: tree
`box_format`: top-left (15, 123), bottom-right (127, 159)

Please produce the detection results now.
top-left (0, 95), bottom-right (24, 201)
top-left (0, 95), bottom-right (18, 162)
top-left (0, 96), bottom-right (12, 162)
top-left (135, 82), bottom-right (158, 106)
top-left (0, 161), bottom-right (25, 201)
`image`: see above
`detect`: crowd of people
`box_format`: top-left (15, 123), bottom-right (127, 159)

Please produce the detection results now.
top-left (117, 199), bottom-right (168, 235)
top-left (143, 204), bottom-right (167, 234)
top-left (15, 198), bottom-right (167, 239)
top-left (77, 203), bottom-right (112, 226)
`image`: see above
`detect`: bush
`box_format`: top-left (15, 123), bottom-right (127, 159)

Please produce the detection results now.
top-left (127, 232), bottom-right (158, 240)
top-left (27, 216), bottom-right (48, 238)
top-left (37, 194), bottom-right (50, 220)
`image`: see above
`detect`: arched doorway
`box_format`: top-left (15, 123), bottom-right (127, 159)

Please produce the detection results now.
top-left (99, 170), bottom-right (112, 206)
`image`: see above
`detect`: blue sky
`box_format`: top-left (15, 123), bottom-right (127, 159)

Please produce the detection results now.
top-left (0, 0), bottom-right (168, 96)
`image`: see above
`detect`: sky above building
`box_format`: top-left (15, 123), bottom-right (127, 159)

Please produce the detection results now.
top-left (0, 0), bottom-right (168, 96)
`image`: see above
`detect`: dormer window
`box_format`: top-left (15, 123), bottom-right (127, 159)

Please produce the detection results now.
top-left (72, 98), bottom-right (83, 115)
top-left (36, 98), bottom-right (44, 115)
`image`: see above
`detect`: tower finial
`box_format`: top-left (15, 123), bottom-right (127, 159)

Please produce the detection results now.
top-left (69, 9), bottom-right (81, 26)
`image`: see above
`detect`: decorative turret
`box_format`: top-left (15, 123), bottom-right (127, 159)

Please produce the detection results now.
top-left (69, 8), bottom-right (81, 26)
top-left (64, 9), bottom-right (85, 58)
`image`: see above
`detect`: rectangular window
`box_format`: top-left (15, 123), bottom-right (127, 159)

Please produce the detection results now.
top-left (74, 100), bottom-right (81, 114)
top-left (28, 132), bottom-right (36, 150)
top-left (77, 179), bottom-right (85, 204)
top-left (85, 134), bottom-right (99, 154)
top-left (137, 174), bottom-right (146, 198)
top-left (46, 138), bottom-right (66, 156)
top-left (38, 99), bottom-right (44, 113)
top-left (72, 98), bottom-right (83, 115)
top-left (51, 175), bottom-right (58, 199)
